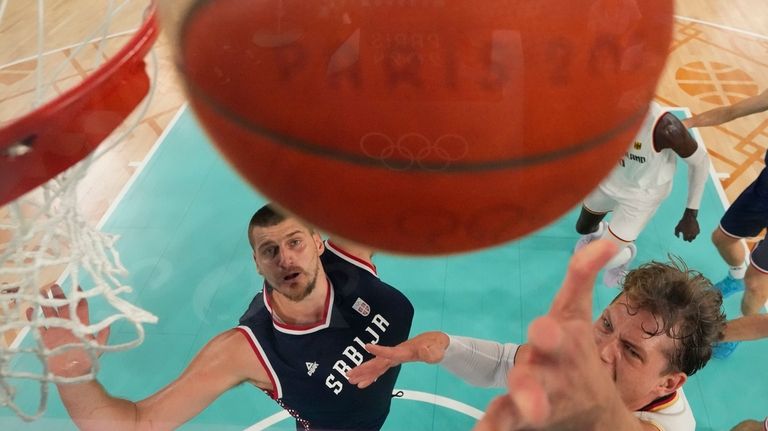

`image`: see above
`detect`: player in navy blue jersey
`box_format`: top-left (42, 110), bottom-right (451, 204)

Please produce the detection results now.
top-left (683, 89), bottom-right (768, 314)
top-left (237, 208), bottom-right (414, 430)
top-left (30, 204), bottom-right (414, 431)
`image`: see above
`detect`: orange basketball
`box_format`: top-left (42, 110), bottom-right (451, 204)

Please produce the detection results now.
top-left (167, 0), bottom-right (672, 254)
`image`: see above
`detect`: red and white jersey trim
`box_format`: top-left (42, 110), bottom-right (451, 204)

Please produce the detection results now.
top-left (263, 280), bottom-right (335, 335)
top-left (641, 391), bottom-right (678, 413)
top-left (236, 326), bottom-right (283, 399)
top-left (325, 240), bottom-right (378, 278)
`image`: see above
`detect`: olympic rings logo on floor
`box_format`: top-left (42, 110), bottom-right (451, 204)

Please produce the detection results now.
top-left (359, 132), bottom-right (469, 171)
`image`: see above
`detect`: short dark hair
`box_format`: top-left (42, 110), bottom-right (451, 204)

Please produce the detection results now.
top-left (247, 204), bottom-right (286, 249)
top-left (617, 257), bottom-right (725, 376)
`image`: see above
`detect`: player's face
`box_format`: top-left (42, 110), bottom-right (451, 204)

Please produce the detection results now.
top-left (592, 294), bottom-right (686, 411)
top-left (250, 218), bottom-right (324, 302)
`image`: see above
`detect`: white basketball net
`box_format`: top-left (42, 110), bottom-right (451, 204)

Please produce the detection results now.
top-left (0, 0), bottom-right (158, 421)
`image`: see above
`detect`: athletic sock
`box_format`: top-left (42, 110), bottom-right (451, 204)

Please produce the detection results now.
top-left (590, 221), bottom-right (605, 240)
top-left (729, 263), bottom-right (747, 280)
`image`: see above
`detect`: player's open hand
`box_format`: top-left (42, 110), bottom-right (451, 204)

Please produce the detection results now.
top-left (25, 284), bottom-right (110, 378)
top-left (348, 331), bottom-right (450, 389)
top-left (473, 240), bottom-right (640, 431)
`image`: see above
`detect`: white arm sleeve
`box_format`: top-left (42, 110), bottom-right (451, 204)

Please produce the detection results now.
top-left (682, 144), bottom-right (710, 210)
top-left (438, 335), bottom-right (520, 388)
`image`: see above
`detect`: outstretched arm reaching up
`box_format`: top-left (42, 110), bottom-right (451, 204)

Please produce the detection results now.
top-left (472, 241), bottom-right (658, 431)
top-left (29, 284), bottom-right (272, 431)
top-left (684, 89), bottom-right (768, 128)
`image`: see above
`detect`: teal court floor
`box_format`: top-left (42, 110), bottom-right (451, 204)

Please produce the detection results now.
top-left (2, 107), bottom-right (767, 430)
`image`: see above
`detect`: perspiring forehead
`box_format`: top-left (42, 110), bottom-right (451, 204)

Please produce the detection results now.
top-left (252, 219), bottom-right (314, 250)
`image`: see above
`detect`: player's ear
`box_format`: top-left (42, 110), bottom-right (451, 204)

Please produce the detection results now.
top-left (657, 371), bottom-right (686, 396)
top-left (313, 232), bottom-right (324, 254)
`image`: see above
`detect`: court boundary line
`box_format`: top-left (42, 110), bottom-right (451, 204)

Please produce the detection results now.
top-left (96, 104), bottom-right (189, 229)
top-left (674, 15), bottom-right (768, 42)
top-left (8, 104), bottom-right (189, 350)
top-left (242, 389), bottom-right (484, 430)
top-left (673, 107), bottom-right (730, 209)
top-left (677, 106), bottom-right (763, 309)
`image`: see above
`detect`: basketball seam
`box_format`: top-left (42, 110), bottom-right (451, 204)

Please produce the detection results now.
top-left (177, 2), bottom-right (651, 173)
top-left (180, 71), bottom-right (649, 173)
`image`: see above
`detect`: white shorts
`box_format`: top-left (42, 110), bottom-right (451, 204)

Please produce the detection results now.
top-left (583, 179), bottom-right (672, 242)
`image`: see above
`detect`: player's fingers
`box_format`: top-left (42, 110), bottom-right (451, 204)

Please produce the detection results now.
top-left (527, 316), bottom-right (563, 356)
top-left (347, 365), bottom-right (376, 384)
top-left (48, 284), bottom-right (70, 318)
top-left (49, 284), bottom-right (65, 298)
top-left (96, 326), bottom-right (110, 347)
top-left (364, 343), bottom-right (410, 363)
top-left (75, 287), bottom-right (90, 326)
top-left (25, 307), bottom-right (35, 322)
top-left (348, 358), bottom-right (390, 385)
top-left (473, 395), bottom-right (520, 431)
top-left (550, 240), bottom-right (616, 319)
top-left (507, 370), bottom-right (551, 427)
top-left (355, 379), bottom-right (374, 389)
top-left (39, 292), bottom-right (58, 319)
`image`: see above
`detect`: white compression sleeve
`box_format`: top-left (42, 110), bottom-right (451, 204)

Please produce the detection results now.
top-left (439, 335), bottom-right (520, 388)
top-left (682, 144), bottom-right (709, 210)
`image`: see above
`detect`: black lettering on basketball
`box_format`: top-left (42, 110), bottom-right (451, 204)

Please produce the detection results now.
top-left (273, 43), bottom-right (308, 81)
top-left (588, 35), bottom-right (620, 76)
top-left (546, 37), bottom-right (572, 86)
top-left (328, 59), bottom-right (362, 89)
top-left (384, 44), bottom-right (422, 87)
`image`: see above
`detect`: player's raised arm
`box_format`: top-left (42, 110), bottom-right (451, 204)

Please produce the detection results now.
top-left (31, 285), bottom-right (272, 431)
top-left (473, 240), bottom-right (651, 431)
top-left (684, 89), bottom-right (768, 128)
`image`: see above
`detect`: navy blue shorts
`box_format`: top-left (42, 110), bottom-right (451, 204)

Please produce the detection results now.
top-left (752, 239), bottom-right (768, 273)
top-left (720, 159), bottom-right (768, 271)
top-left (720, 167), bottom-right (768, 238)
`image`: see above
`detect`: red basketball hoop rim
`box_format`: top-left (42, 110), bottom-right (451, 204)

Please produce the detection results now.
top-left (0, 4), bottom-right (160, 207)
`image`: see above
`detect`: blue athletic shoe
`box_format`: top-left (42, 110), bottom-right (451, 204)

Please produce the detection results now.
top-left (714, 275), bottom-right (745, 298)
top-left (712, 341), bottom-right (739, 359)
